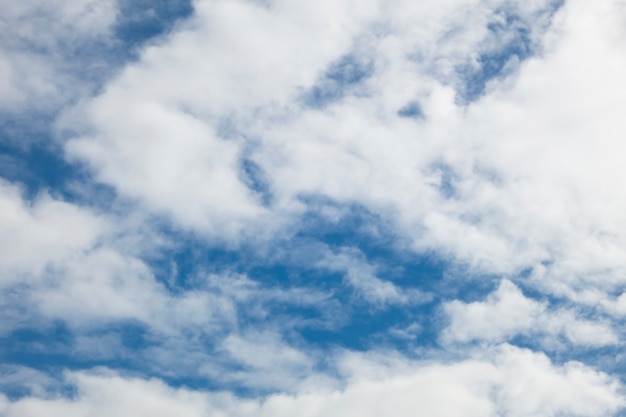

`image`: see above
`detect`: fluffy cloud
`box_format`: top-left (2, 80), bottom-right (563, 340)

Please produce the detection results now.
top-left (248, 0), bottom-right (626, 311)
top-left (0, 0), bottom-right (117, 113)
top-left (443, 279), bottom-right (619, 347)
top-left (1, 345), bottom-right (622, 417)
top-left (0, 179), bottom-right (337, 387)
top-left (63, 0), bottom-right (560, 240)
top-left (62, 0), bottom-right (383, 238)
top-left (0, 180), bottom-right (102, 280)
top-left (61, 0), bottom-right (626, 315)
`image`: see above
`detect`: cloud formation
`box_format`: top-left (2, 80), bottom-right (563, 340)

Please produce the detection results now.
top-left (2, 0), bottom-right (626, 415)
top-left (1, 345), bottom-right (622, 417)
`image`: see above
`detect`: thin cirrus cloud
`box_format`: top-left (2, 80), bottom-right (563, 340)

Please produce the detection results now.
top-left (2, 0), bottom-right (626, 415)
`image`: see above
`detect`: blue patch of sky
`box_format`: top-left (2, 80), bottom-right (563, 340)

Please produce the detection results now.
top-left (0, 382), bottom-right (37, 402)
top-left (295, 197), bottom-right (398, 250)
top-left (0, 321), bottom-right (207, 396)
top-left (146, 233), bottom-right (251, 290)
top-left (1, 325), bottom-right (78, 381)
top-left (397, 101), bottom-right (424, 120)
top-left (458, 45), bottom-right (528, 101)
top-left (582, 345), bottom-right (626, 386)
top-left (427, 162), bottom-right (458, 199)
top-left (518, 276), bottom-right (570, 306)
top-left (113, 0), bottom-right (194, 59)
top-left (0, 321), bottom-right (149, 367)
top-left (51, 0), bottom-right (194, 99)
top-left (0, 112), bottom-right (57, 149)
top-left (0, 141), bottom-right (79, 201)
top-left (240, 158), bottom-right (273, 206)
top-left (303, 54), bottom-right (374, 109)
top-left (1, 346), bottom-right (212, 398)
top-left (143, 201), bottom-right (476, 354)
top-left (0, 117), bottom-right (82, 198)
top-left (0, 137), bottom-right (121, 218)
top-left (292, 203), bottom-right (447, 290)
top-left (301, 299), bottom-right (442, 352)
top-left (455, 9), bottom-right (540, 103)
top-left (160, 374), bottom-right (246, 398)
top-left (436, 268), bottom-right (500, 304)
top-left (0, 367), bottom-right (76, 402)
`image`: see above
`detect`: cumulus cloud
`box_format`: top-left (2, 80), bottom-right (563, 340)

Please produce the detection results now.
top-left (1, 345), bottom-right (623, 417)
top-left (443, 279), bottom-right (619, 347)
top-left (63, 0), bottom-right (561, 240)
top-left (245, 0), bottom-right (626, 313)
top-left (0, 179), bottom-right (103, 280)
top-left (66, 97), bottom-right (269, 239)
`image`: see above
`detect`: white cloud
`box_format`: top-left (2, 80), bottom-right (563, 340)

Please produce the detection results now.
top-left (216, 330), bottom-right (319, 391)
top-left (0, 180), bottom-right (166, 332)
top-left (64, 0), bottom-right (559, 240)
top-left (29, 248), bottom-right (240, 334)
top-left (0, 366), bottom-right (58, 398)
top-left (443, 279), bottom-right (619, 347)
top-left (62, 0), bottom-right (383, 238)
top-left (0, 179), bottom-right (341, 385)
top-left (0, 179), bottom-right (103, 281)
top-left (0, 0), bottom-right (117, 113)
top-left (1, 345), bottom-right (622, 417)
top-left (0, 370), bottom-right (212, 417)
top-left (66, 97), bottom-right (269, 240)
top-left (244, 0), bottom-right (626, 312)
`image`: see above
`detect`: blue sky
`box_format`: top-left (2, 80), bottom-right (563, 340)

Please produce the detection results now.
top-left (2, 0), bottom-right (626, 415)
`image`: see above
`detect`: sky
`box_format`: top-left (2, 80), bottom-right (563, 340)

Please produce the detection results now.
top-left (2, 0), bottom-right (626, 415)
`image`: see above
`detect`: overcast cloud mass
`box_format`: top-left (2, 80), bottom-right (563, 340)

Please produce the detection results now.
top-left (2, 0), bottom-right (626, 415)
